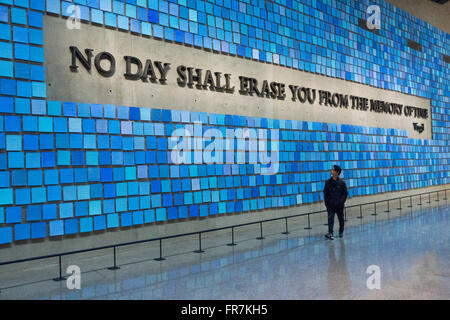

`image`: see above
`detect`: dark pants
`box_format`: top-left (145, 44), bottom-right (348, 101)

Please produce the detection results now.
top-left (327, 205), bottom-right (344, 235)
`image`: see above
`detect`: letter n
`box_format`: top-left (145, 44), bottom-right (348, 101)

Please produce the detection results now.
top-left (69, 46), bottom-right (93, 72)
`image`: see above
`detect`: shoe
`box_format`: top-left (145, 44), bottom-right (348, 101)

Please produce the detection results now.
top-left (339, 233), bottom-right (344, 238)
top-left (325, 233), bottom-right (334, 240)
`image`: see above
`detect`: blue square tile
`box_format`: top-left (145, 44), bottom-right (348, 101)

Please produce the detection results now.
top-left (63, 102), bottom-right (77, 117)
top-left (65, 218), bottom-right (78, 234)
top-left (6, 135), bottom-right (22, 151)
top-left (8, 151), bottom-right (24, 168)
top-left (14, 223), bottom-right (30, 240)
top-left (25, 152), bottom-right (40, 168)
top-left (42, 151), bottom-right (55, 167)
top-left (0, 78), bottom-right (15, 94)
top-left (72, 150), bottom-right (85, 165)
top-left (23, 116), bottom-right (37, 131)
top-left (49, 220), bottom-right (64, 236)
top-left (31, 222), bottom-right (46, 239)
top-left (26, 204), bottom-right (41, 221)
top-left (151, 108), bottom-right (161, 121)
top-left (39, 134), bottom-right (54, 149)
top-left (0, 226), bottom-right (12, 244)
top-left (129, 107), bottom-right (140, 120)
top-left (47, 101), bottom-right (61, 116)
top-left (6, 206), bottom-right (22, 223)
top-left (5, 116), bottom-right (21, 132)
top-left (13, 26), bottom-right (28, 43)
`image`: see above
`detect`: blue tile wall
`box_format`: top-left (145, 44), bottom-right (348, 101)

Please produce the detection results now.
top-left (0, 0), bottom-right (448, 244)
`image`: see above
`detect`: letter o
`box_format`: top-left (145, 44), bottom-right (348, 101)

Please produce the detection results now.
top-left (332, 93), bottom-right (340, 107)
top-left (94, 52), bottom-right (116, 77)
top-left (297, 87), bottom-right (307, 103)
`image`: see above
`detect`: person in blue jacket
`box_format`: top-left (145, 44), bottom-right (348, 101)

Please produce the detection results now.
top-left (323, 165), bottom-right (348, 240)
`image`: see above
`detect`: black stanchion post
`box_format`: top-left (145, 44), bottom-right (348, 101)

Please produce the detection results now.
top-left (418, 194), bottom-right (422, 206)
top-left (282, 217), bottom-right (289, 235)
top-left (304, 213), bottom-right (312, 230)
top-left (427, 192), bottom-right (431, 204)
top-left (444, 189), bottom-right (448, 201)
top-left (155, 239), bottom-right (165, 261)
top-left (227, 227), bottom-right (237, 246)
top-left (53, 255), bottom-right (66, 281)
top-left (371, 202), bottom-right (377, 216)
top-left (108, 246), bottom-right (120, 270)
top-left (256, 222), bottom-right (264, 240)
top-left (344, 206), bottom-right (347, 222)
top-left (385, 199), bottom-right (390, 213)
top-left (194, 233), bottom-right (205, 253)
top-left (397, 197), bottom-right (402, 210)
top-left (357, 204), bottom-right (363, 219)
top-left (408, 195), bottom-right (413, 208)
top-left (435, 191), bottom-right (439, 202)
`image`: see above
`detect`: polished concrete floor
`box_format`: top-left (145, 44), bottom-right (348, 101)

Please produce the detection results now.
top-left (0, 198), bottom-right (449, 300)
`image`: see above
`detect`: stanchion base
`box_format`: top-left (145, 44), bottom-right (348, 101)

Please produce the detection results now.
top-left (53, 277), bottom-right (66, 282)
top-left (154, 257), bottom-right (166, 261)
top-left (397, 208), bottom-right (402, 210)
top-left (407, 206), bottom-right (413, 208)
top-left (194, 250), bottom-right (205, 253)
top-left (281, 231), bottom-right (290, 235)
top-left (227, 243), bottom-right (237, 246)
top-left (371, 213), bottom-right (378, 216)
top-left (304, 227), bottom-right (312, 230)
top-left (357, 216), bottom-right (363, 219)
top-left (256, 237), bottom-right (265, 240)
top-left (384, 210), bottom-right (390, 213)
top-left (417, 204), bottom-right (422, 206)
top-left (107, 266), bottom-right (120, 270)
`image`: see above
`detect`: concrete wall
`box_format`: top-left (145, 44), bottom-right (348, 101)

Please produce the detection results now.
top-left (45, 16), bottom-right (432, 140)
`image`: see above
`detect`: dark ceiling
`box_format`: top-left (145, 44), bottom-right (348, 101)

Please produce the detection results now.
top-left (428, 0), bottom-right (448, 4)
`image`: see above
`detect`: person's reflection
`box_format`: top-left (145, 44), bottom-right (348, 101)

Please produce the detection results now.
top-left (327, 239), bottom-right (350, 299)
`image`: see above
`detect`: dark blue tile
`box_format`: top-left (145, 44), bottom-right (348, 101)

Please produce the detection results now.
top-left (148, 9), bottom-right (158, 23)
top-left (129, 107), bottom-right (140, 120)
top-left (151, 108), bottom-right (161, 121)
top-left (63, 102), bottom-right (76, 117)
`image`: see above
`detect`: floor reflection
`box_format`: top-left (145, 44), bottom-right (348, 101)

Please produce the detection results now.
top-left (0, 203), bottom-right (449, 300)
top-left (327, 240), bottom-right (351, 299)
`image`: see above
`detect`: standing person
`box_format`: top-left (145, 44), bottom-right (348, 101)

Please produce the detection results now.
top-left (323, 165), bottom-right (348, 240)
